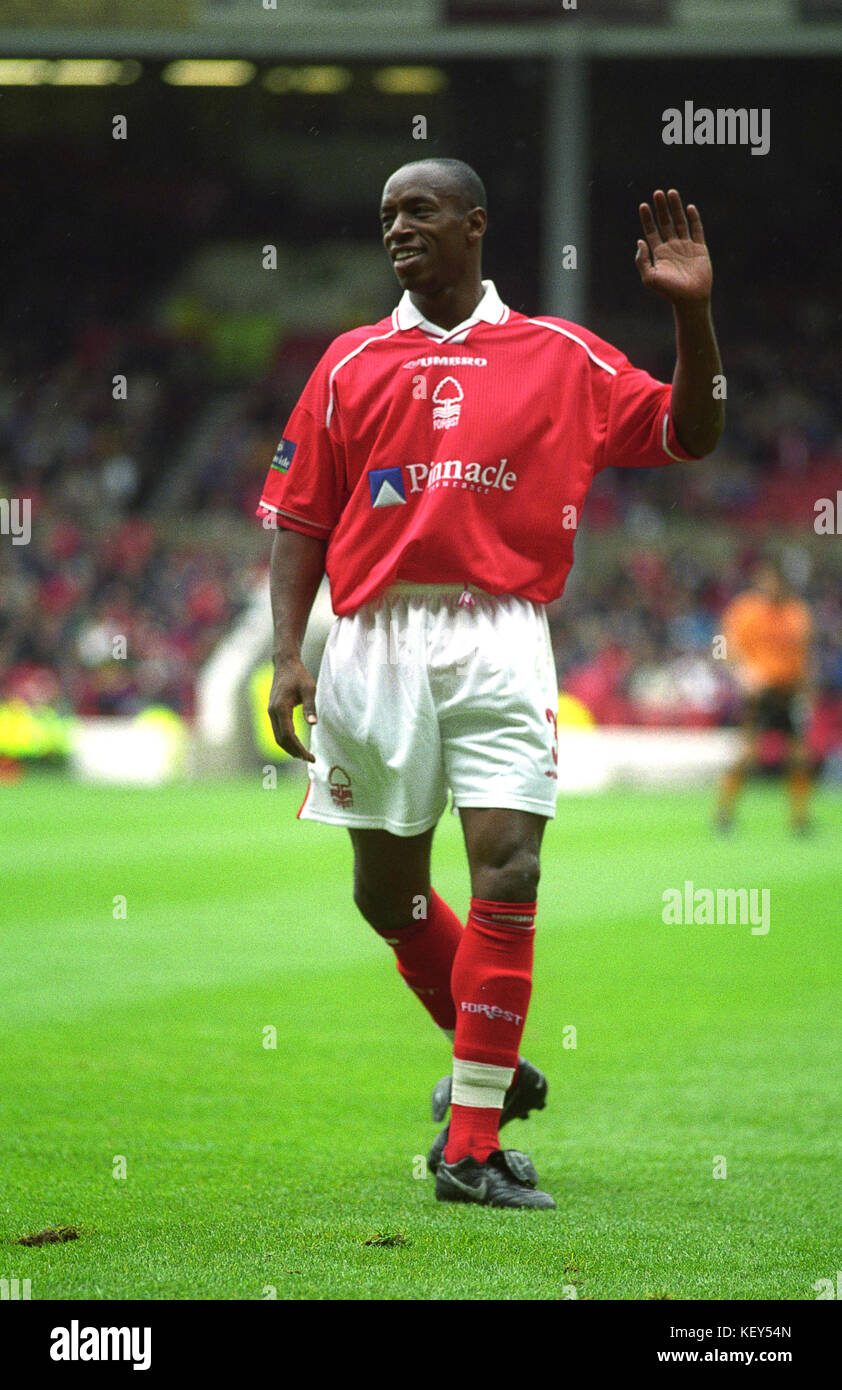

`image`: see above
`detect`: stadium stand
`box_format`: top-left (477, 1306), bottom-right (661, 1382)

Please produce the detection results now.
top-left (2, 146), bottom-right (840, 769)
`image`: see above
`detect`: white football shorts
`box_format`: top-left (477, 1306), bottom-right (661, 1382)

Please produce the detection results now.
top-left (297, 582), bottom-right (560, 836)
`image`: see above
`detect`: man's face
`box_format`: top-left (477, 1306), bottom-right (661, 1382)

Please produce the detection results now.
top-left (379, 166), bottom-right (484, 295)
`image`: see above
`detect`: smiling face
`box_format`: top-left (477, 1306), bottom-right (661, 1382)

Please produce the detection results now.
top-left (379, 163), bottom-right (486, 297)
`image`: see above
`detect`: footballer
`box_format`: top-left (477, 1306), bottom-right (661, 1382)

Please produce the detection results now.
top-left (716, 560), bottom-right (813, 834)
top-left (259, 159), bottom-right (724, 1209)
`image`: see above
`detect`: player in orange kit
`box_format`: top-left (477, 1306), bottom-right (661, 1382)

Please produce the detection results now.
top-left (716, 561), bottom-right (813, 833)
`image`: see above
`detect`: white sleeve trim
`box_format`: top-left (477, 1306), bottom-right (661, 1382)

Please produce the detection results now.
top-left (258, 501), bottom-right (332, 533)
top-left (526, 318), bottom-right (617, 375)
top-left (662, 409), bottom-right (690, 461)
top-left (326, 326), bottom-right (402, 427)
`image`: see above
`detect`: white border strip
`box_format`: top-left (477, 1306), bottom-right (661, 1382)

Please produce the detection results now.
top-left (326, 326), bottom-right (402, 426)
top-left (662, 409), bottom-right (692, 461)
top-left (526, 318), bottom-right (617, 374)
top-left (452, 1057), bottom-right (515, 1109)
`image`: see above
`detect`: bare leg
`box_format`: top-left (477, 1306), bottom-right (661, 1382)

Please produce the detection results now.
top-left (349, 825), bottom-right (462, 1033)
top-left (784, 733), bottom-right (813, 832)
top-left (458, 807), bottom-right (547, 903)
top-left (717, 725), bottom-right (759, 830)
top-left (349, 826), bottom-right (433, 934)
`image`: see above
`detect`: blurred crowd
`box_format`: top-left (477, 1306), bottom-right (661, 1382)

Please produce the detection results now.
top-left (550, 544), bottom-right (842, 754)
top-left (0, 498), bottom-right (255, 719)
top-left (1, 264), bottom-right (840, 749)
top-left (0, 320), bottom-right (257, 717)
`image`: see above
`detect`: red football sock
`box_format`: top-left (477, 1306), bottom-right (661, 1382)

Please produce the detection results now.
top-left (374, 889), bottom-right (463, 1033)
top-left (445, 897), bottom-right (536, 1164)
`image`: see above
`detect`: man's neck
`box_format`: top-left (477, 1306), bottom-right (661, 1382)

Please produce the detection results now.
top-left (409, 278), bottom-right (485, 332)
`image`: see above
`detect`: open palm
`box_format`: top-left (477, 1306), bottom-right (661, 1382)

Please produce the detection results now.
top-left (636, 189), bottom-right (712, 303)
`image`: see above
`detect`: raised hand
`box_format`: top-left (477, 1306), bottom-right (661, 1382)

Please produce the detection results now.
top-left (636, 189), bottom-right (712, 303)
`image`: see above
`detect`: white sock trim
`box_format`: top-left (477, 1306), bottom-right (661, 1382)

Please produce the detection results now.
top-left (451, 1056), bottom-right (515, 1110)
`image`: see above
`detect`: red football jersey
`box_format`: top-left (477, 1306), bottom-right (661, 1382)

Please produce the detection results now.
top-left (257, 281), bottom-right (699, 614)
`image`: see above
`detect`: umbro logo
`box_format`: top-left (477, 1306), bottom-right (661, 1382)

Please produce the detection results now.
top-left (401, 355), bottom-right (487, 369)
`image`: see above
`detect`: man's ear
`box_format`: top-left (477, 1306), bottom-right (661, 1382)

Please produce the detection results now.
top-left (466, 207), bottom-right (487, 243)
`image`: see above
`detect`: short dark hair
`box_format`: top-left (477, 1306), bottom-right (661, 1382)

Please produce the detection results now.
top-left (392, 158), bottom-right (487, 213)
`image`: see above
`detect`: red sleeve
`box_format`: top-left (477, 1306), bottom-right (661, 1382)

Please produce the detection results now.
top-left (256, 350), bottom-right (347, 538)
top-left (596, 359), bottom-right (702, 472)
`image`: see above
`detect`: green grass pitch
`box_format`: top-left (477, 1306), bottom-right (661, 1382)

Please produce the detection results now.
top-left (1, 773), bottom-right (839, 1301)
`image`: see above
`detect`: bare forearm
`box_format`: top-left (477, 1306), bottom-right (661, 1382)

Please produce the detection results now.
top-left (269, 527), bottom-right (327, 660)
top-left (671, 299), bottom-right (725, 457)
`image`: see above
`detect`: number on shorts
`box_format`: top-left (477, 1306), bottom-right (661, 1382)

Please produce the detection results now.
top-left (545, 707), bottom-right (558, 766)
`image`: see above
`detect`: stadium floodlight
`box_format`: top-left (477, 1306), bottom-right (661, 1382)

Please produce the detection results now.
top-left (162, 60), bottom-right (255, 87)
top-left (0, 59), bottom-right (51, 84)
top-left (262, 65), bottom-right (353, 95)
top-left (0, 58), bottom-right (142, 86)
top-left (50, 60), bottom-right (138, 86)
top-left (373, 66), bottom-right (449, 95)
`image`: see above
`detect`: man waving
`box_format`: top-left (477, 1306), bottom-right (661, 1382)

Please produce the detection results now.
top-left (259, 159), bottom-right (723, 1210)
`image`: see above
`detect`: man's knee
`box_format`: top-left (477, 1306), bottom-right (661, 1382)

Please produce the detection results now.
top-left (474, 846), bottom-right (541, 904)
top-left (352, 873), bottom-right (424, 934)
top-left (349, 828), bottom-right (432, 935)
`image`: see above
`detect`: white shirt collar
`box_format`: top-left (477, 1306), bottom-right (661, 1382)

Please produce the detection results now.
top-left (393, 278), bottom-right (509, 341)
